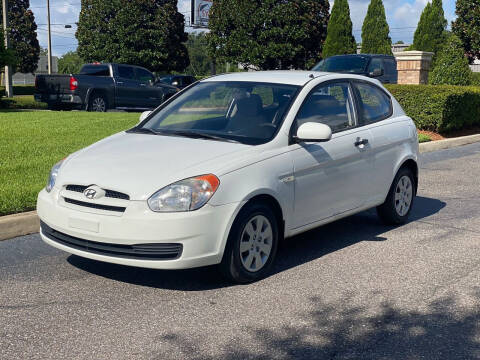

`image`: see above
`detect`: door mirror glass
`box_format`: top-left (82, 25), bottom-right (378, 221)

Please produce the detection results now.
top-left (369, 68), bottom-right (384, 77)
top-left (295, 122), bottom-right (332, 142)
top-left (139, 111), bottom-right (152, 123)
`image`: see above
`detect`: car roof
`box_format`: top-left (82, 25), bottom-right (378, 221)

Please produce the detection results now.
top-left (202, 71), bottom-right (332, 86)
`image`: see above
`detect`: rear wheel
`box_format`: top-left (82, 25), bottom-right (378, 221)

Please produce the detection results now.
top-left (377, 167), bottom-right (415, 225)
top-left (220, 202), bottom-right (279, 283)
top-left (89, 93), bottom-right (107, 112)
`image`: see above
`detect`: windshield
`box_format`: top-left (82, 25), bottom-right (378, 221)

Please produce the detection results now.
top-left (139, 81), bottom-right (299, 145)
top-left (312, 57), bottom-right (369, 73)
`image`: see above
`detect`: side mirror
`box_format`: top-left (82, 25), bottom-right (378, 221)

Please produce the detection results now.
top-left (369, 68), bottom-right (384, 77)
top-left (139, 111), bottom-right (152, 123)
top-left (294, 122), bottom-right (332, 143)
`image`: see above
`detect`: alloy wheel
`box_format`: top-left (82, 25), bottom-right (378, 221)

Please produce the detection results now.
top-left (239, 215), bottom-right (273, 272)
top-left (394, 175), bottom-right (413, 216)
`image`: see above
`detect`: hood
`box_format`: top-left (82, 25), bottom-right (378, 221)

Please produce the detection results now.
top-left (57, 132), bottom-right (251, 200)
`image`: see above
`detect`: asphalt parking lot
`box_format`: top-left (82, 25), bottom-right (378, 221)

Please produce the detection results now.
top-left (1, 142), bottom-right (480, 360)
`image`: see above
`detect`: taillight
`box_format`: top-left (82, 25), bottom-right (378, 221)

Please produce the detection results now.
top-left (35, 76), bottom-right (38, 88)
top-left (69, 76), bottom-right (78, 91)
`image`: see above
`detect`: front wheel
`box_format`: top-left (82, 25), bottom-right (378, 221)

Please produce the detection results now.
top-left (377, 167), bottom-right (415, 225)
top-left (220, 202), bottom-right (279, 283)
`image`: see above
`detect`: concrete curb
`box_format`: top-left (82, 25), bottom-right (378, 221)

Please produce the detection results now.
top-left (0, 211), bottom-right (39, 241)
top-left (1, 134), bottom-right (480, 242)
top-left (419, 133), bottom-right (480, 153)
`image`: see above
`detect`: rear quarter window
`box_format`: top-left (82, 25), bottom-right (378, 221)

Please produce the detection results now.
top-left (354, 82), bottom-right (392, 124)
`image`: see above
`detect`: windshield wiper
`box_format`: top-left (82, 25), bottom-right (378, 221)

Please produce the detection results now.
top-left (128, 127), bottom-right (162, 135)
top-left (166, 130), bottom-right (241, 143)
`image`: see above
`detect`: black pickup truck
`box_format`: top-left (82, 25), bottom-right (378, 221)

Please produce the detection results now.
top-left (34, 63), bottom-right (178, 111)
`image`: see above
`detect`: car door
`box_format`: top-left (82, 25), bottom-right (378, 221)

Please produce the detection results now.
top-left (135, 67), bottom-right (163, 108)
top-left (290, 81), bottom-right (375, 229)
top-left (115, 65), bottom-right (140, 107)
top-left (382, 57), bottom-right (398, 84)
top-left (352, 80), bottom-right (409, 204)
top-left (368, 58), bottom-right (388, 83)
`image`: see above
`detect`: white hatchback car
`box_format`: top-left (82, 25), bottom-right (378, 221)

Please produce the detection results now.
top-left (37, 71), bottom-right (419, 283)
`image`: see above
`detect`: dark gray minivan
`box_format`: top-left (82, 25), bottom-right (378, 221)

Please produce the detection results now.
top-left (312, 54), bottom-right (398, 84)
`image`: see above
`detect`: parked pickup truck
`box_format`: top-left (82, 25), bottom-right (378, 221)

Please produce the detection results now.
top-left (34, 63), bottom-right (178, 111)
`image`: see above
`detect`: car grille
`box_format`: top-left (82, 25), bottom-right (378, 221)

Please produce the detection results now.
top-left (40, 221), bottom-right (183, 260)
top-left (66, 185), bottom-right (130, 200)
top-left (64, 198), bottom-right (126, 213)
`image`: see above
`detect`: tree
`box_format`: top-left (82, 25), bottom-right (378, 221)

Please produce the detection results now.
top-left (76, 0), bottom-right (189, 73)
top-left (207, 0), bottom-right (330, 70)
top-left (0, 0), bottom-right (40, 73)
top-left (185, 33), bottom-right (212, 76)
top-left (322, 0), bottom-right (356, 58)
top-left (0, 30), bottom-right (16, 69)
top-left (411, 0), bottom-right (447, 57)
top-left (361, 0), bottom-right (392, 55)
top-left (395, 40), bottom-right (404, 44)
top-left (452, 0), bottom-right (480, 64)
top-left (58, 51), bottom-right (84, 74)
top-left (430, 34), bottom-right (473, 86)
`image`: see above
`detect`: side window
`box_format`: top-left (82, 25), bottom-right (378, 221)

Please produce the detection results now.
top-left (368, 58), bottom-right (384, 73)
top-left (136, 68), bottom-right (154, 83)
top-left (383, 58), bottom-right (397, 76)
top-left (354, 82), bottom-right (392, 124)
top-left (117, 65), bottom-right (136, 80)
top-left (295, 82), bottom-right (355, 133)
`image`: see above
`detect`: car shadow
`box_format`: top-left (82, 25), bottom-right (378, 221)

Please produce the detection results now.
top-left (67, 196), bottom-right (446, 291)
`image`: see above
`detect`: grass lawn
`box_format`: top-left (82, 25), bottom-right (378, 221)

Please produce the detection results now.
top-left (0, 111), bottom-right (138, 216)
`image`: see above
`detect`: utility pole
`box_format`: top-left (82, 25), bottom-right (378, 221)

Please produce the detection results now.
top-left (2, 0), bottom-right (13, 97)
top-left (47, 0), bottom-right (52, 74)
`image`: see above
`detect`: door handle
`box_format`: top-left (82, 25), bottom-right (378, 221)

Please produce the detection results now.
top-left (117, 81), bottom-right (124, 85)
top-left (139, 83), bottom-right (146, 87)
top-left (354, 138), bottom-right (369, 147)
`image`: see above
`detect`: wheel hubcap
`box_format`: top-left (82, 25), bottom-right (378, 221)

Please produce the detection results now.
top-left (239, 215), bottom-right (273, 272)
top-left (395, 175), bottom-right (413, 216)
top-left (92, 98), bottom-right (106, 112)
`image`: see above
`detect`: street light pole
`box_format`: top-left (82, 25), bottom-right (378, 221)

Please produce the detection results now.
top-left (2, 0), bottom-right (13, 97)
top-left (46, 0), bottom-right (52, 75)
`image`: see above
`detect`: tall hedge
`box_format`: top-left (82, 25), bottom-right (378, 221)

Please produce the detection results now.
top-left (361, 0), bottom-right (392, 55)
top-left (322, 0), bottom-right (356, 58)
top-left (386, 84), bottom-right (480, 133)
top-left (430, 34), bottom-right (473, 86)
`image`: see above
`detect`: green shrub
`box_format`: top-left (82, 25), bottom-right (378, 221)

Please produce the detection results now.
top-left (386, 84), bottom-right (480, 133)
top-left (472, 72), bottom-right (480, 86)
top-left (0, 85), bottom-right (35, 95)
top-left (430, 34), bottom-right (473, 85)
top-left (418, 133), bottom-right (432, 143)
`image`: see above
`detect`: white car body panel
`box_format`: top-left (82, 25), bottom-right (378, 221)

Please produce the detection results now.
top-left (37, 71), bottom-right (419, 270)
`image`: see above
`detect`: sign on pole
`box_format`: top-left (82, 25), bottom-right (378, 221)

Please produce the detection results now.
top-left (191, 0), bottom-right (212, 28)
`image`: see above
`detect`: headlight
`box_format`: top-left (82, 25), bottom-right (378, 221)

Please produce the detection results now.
top-left (148, 174), bottom-right (220, 212)
top-left (46, 160), bottom-right (63, 193)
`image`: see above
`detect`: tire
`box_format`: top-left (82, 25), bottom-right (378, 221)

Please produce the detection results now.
top-left (220, 202), bottom-right (279, 283)
top-left (376, 167), bottom-right (416, 225)
top-left (88, 93), bottom-right (107, 112)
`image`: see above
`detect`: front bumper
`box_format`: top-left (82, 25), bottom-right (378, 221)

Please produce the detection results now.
top-left (37, 188), bottom-right (240, 269)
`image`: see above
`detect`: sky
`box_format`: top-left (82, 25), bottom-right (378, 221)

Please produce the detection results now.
top-left (28, 0), bottom-right (457, 57)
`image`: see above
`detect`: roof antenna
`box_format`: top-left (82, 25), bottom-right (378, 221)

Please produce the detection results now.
top-left (309, 74), bottom-right (315, 79)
